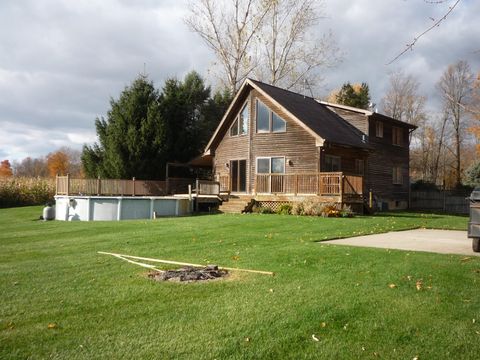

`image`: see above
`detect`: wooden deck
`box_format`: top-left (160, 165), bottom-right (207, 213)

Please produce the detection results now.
top-left (218, 172), bottom-right (363, 203)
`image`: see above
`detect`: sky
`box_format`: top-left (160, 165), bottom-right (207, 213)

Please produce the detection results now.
top-left (0, 0), bottom-right (479, 162)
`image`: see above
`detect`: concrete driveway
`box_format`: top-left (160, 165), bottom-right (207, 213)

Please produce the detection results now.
top-left (323, 229), bottom-right (479, 256)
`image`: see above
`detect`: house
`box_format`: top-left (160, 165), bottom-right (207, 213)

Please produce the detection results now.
top-left (197, 79), bottom-right (416, 212)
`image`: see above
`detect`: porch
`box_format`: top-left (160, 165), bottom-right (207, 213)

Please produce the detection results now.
top-left (218, 172), bottom-right (364, 203)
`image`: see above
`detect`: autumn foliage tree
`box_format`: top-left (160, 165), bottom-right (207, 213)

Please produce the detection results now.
top-left (47, 150), bottom-right (69, 177)
top-left (0, 160), bottom-right (13, 177)
top-left (328, 82), bottom-right (371, 109)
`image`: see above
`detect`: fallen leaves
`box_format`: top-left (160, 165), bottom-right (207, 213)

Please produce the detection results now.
top-left (311, 334), bottom-right (320, 342)
top-left (47, 323), bottom-right (58, 329)
top-left (388, 283), bottom-right (397, 289)
top-left (416, 280), bottom-right (423, 291)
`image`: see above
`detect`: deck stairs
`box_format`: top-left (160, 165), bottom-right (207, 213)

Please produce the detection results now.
top-left (218, 195), bottom-right (253, 214)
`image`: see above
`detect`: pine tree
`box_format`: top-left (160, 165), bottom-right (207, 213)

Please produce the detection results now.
top-left (82, 75), bottom-right (166, 179)
top-left (335, 82), bottom-right (371, 109)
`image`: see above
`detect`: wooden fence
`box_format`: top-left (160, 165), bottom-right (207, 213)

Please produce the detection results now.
top-left (410, 190), bottom-right (470, 214)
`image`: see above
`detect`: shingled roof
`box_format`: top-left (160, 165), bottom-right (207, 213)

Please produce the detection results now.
top-left (248, 79), bottom-right (370, 149)
top-left (205, 79), bottom-right (378, 153)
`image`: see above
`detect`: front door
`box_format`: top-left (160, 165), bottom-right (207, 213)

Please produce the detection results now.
top-left (230, 160), bottom-right (247, 192)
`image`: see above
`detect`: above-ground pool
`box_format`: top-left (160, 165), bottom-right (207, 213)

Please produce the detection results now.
top-left (55, 195), bottom-right (192, 221)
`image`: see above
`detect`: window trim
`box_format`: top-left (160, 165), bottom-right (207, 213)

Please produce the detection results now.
top-left (375, 121), bottom-right (384, 138)
top-left (256, 156), bottom-right (286, 174)
top-left (324, 154), bottom-right (341, 172)
top-left (229, 100), bottom-right (249, 137)
top-left (255, 99), bottom-right (287, 134)
top-left (355, 159), bottom-right (364, 175)
top-left (392, 166), bottom-right (403, 185)
top-left (392, 126), bottom-right (403, 146)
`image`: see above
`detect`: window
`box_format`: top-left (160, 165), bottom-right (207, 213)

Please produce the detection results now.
top-left (392, 127), bottom-right (403, 146)
top-left (256, 157), bottom-right (285, 174)
top-left (272, 112), bottom-right (286, 132)
top-left (230, 102), bottom-right (249, 136)
top-left (325, 155), bottom-right (341, 172)
top-left (256, 99), bottom-right (286, 133)
top-left (355, 159), bottom-right (364, 175)
top-left (376, 121), bottom-right (383, 138)
top-left (256, 100), bottom-right (270, 133)
top-left (393, 166), bottom-right (403, 184)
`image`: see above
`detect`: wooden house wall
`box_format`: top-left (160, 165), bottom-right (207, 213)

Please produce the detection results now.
top-left (366, 115), bottom-right (410, 206)
top-left (249, 89), bottom-right (319, 192)
top-left (321, 146), bottom-right (368, 175)
top-left (327, 108), bottom-right (369, 135)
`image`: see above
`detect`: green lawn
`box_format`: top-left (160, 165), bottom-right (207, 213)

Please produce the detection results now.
top-left (0, 207), bottom-right (478, 359)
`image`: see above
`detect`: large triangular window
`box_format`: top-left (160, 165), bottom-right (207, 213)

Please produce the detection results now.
top-left (256, 99), bottom-right (286, 133)
top-left (230, 102), bottom-right (249, 136)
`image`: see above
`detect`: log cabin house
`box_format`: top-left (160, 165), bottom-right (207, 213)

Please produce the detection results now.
top-left (195, 79), bottom-right (416, 213)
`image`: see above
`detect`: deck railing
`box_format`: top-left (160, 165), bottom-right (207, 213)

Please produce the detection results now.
top-left (56, 175), bottom-right (221, 197)
top-left (254, 172), bottom-right (363, 196)
top-left (56, 175), bottom-right (167, 196)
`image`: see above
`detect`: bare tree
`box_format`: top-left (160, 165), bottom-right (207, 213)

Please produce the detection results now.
top-left (437, 60), bottom-right (473, 186)
top-left (253, 0), bottom-right (340, 92)
top-left (186, 0), bottom-right (339, 95)
top-left (185, 0), bottom-right (270, 93)
top-left (381, 71), bottom-right (427, 126)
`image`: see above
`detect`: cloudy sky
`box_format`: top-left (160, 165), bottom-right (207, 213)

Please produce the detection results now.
top-left (0, 0), bottom-right (479, 162)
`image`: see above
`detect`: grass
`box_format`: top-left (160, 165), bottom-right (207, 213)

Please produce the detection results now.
top-left (0, 207), bottom-right (478, 359)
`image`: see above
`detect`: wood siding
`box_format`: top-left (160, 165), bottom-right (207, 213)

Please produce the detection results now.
top-left (366, 115), bottom-right (410, 206)
top-left (327, 108), bottom-right (369, 134)
top-left (214, 87), bottom-right (319, 194)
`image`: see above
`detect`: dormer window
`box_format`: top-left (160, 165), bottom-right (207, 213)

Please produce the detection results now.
top-left (230, 102), bottom-right (249, 136)
top-left (256, 99), bottom-right (286, 133)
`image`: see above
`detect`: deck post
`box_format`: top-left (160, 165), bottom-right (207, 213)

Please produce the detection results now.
top-left (97, 177), bottom-right (101, 196)
top-left (294, 174), bottom-right (298, 196)
top-left (132, 177), bottom-right (136, 196)
top-left (55, 174), bottom-right (59, 195)
top-left (339, 173), bottom-right (344, 205)
top-left (66, 173), bottom-right (70, 196)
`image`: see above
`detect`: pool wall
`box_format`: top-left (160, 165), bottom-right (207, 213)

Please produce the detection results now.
top-left (55, 196), bottom-right (192, 221)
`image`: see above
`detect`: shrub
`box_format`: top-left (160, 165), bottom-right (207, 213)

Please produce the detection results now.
top-left (276, 203), bottom-right (292, 215)
top-left (252, 205), bottom-right (274, 214)
top-left (0, 177), bottom-right (55, 208)
top-left (291, 201), bottom-right (304, 215)
top-left (339, 204), bottom-right (354, 218)
top-left (320, 202), bottom-right (341, 217)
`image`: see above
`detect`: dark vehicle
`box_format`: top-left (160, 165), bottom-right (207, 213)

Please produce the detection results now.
top-left (468, 187), bottom-right (480, 252)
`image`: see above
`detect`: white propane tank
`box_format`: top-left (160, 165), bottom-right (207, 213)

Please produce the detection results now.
top-left (43, 204), bottom-right (55, 221)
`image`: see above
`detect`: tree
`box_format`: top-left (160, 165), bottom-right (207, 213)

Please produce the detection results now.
top-left (0, 160), bottom-right (13, 177)
top-left (464, 160), bottom-right (480, 187)
top-left (437, 60), bottom-right (474, 186)
top-left (332, 82), bottom-right (371, 109)
top-left (185, 0), bottom-right (270, 93)
top-left (12, 157), bottom-right (48, 177)
top-left (253, 0), bottom-right (340, 92)
top-left (160, 71), bottom-right (213, 164)
top-left (186, 0), bottom-right (339, 94)
top-left (47, 150), bottom-right (69, 177)
top-left (82, 75), bottom-right (166, 179)
top-left (381, 71), bottom-right (427, 125)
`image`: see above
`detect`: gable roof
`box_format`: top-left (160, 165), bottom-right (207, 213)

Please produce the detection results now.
top-left (204, 79), bottom-right (371, 153)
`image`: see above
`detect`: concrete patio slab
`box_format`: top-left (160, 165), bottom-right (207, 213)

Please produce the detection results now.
top-left (323, 229), bottom-right (479, 256)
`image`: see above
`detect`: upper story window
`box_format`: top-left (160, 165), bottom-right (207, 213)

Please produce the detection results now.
top-left (375, 121), bottom-right (383, 138)
top-left (325, 155), bottom-right (341, 172)
top-left (392, 127), bottom-right (403, 146)
top-left (256, 99), bottom-right (286, 133)
top-left (230, 102), bottom-right (249, 136)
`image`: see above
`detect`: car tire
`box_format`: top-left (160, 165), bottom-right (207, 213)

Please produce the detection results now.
top-left (473, 238), bottom-right (480, 253)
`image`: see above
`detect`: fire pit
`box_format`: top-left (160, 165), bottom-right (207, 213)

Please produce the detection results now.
top-left (148, 265), bottom-right (228, 282)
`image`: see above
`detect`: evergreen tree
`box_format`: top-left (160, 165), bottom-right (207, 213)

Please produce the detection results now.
top-left (82, 75), bottom-right (166, 179)
top-left (335, 82), bottom-right (371, 109)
